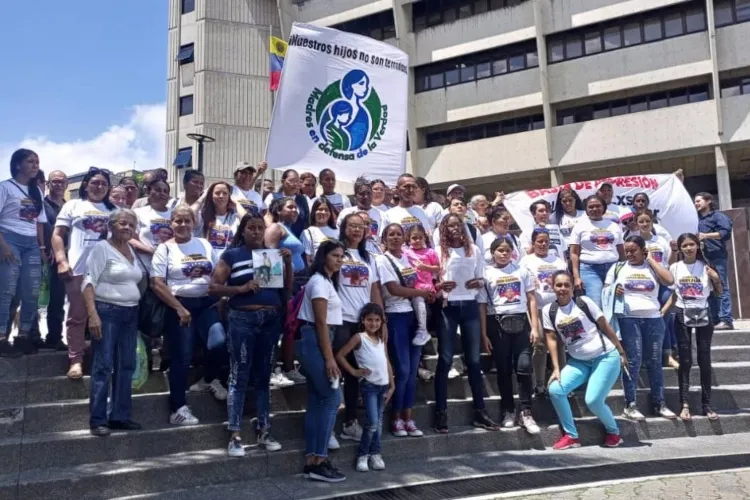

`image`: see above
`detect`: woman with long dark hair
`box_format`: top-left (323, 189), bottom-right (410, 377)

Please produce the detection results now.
top-left (132, 179), bottom-right (174, 270)
top-left (0, 149), bottom-right (47, 357)
top-left (53, 167), bottom-right (115, 377)
top-left (298, 240), bottom-right (347, 482)
top-left (210, 213), bottom-right (293, 456)
top-left (196, 181), bottom-right (240, 261)
top-left (414, 177), bottom-right (444, 231)
top-left (263, 169), bottom-right (309, 238)
top-left (666, 233), bottom-right (723, 421)
top-left (481, 209), bottom-right (522, 265)
top-left (553, 187), bottom-right (584, 249)
top-left (302, 197), bottom-right (339, 266)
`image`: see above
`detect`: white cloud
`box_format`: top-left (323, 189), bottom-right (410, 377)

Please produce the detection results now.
top-left (0, 103), bottom-right (166, 179)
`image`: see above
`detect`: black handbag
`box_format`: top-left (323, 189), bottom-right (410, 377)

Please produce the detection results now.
top-left (684, 307), bottom-right (710, 328)
top-left (134, 248), bottom-right (168, 339)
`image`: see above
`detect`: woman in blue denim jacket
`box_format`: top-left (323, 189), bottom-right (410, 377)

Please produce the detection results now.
top-left (209, 213), bottom-right (293, 457)
top-left (297, 239), bottom-right (347, 483)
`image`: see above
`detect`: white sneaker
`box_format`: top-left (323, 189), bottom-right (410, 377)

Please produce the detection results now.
top-left (328, 432), bottom-right (340, 450)
top-left (285, 367), bottom-right (307, 384)
top-left (356, 455), bottom-right (369, 472)
top-left (341, 421), bottom-right (363, 442)
top-left (169, 405), bottom-right (199, 426)
top-left (448, 368), bottom-right (460, 379)
top-left (189, 378), bottom-right (210, 392)
top-left (519, 410), bottom-right (541, 435)
top-left (369, 453), bottom-right (385, 471)
top-left (257, 431), bottom-right (282, 451)
top-left (270, 368), bottom-right (294, 388)
top-left (623, 403), bottom-right (646, 421)
top-left (501, 411), bottom-right (515, 429)
top-left (228, 437), bottom-right (246, 457)
top-left (412, 331), bottom-right (431, 346)
top-left (208, 379), bottom-right (228, 401)
top-left (418, 367), bottom-right (434, 381)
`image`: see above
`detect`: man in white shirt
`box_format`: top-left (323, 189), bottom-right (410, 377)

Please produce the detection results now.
top-left (381, 174), bottom-right (433, 236)
top-left (231, 161), bottom-right (267, 216)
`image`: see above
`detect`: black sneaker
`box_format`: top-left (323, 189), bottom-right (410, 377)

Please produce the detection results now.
top-left (40, 339), bottom-right (67, 351)
top-left (14, 336), bottom-right (37, 355)
top-left (90, 426), bottom-right (111, 437)
top-left (473, 409), bottom-right (499, 431)
top-left (108, 420), bottom-right (142, 431)
top-left (533, 386), bottom-right (548, 399)
top-left (434, 410), bottom-right (448, 434)
top-left (0, 339), bottom-right (23, 358)
top-left (308, 461), bottom-right (346, 482)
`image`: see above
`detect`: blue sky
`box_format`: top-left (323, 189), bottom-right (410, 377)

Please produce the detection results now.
top-left (0, 0), bottom-right (168, 177)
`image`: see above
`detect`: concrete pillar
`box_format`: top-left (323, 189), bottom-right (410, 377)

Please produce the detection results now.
top-left (391, 0), bottom-right (419, 176)
top-left (532, 0), bottom-right (554, 165)
top-left (550, 167), bottom-right (563, 187)
top-left (715, 146), bottom-right (733, 210)
top-left (705, 0), bottom-right (724, 136)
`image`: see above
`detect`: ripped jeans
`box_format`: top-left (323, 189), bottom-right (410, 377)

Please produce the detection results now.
top-left (0, 231), bottom-right (42, 338)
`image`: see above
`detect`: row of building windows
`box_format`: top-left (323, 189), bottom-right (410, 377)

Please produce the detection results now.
top-left (181, 0), bottom-right (195, 14)
top-left (180, 95), bottom-right (194, 116)
top-left (412, 0), bottom-right (526, 32)
top-left (414, 41), bottom-right (537, 93)
top-left (331, 11), bottom-right (395, 41)
top-left (425, 114), bottom-right (544, 148)
top-left (720, 77), bottom-right (750, 97)
top-left (548, 2), bottom-right (706, 64)
top-left (715, 0), bottom-right (750, 26)
top-left (556, 85), bottom-right (710, 125)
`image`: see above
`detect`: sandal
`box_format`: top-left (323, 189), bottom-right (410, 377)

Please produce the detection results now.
top-left (664, 355), bottom-right (680, 369)
top-left (679, 405), bottom-right (691, 422)
top-left (67, 362), bottom-right (83, 380)
top-left (703, 406), bottom-right (719, 421)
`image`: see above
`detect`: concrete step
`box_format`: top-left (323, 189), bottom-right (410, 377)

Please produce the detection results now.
top-left (3, 410), bottom-right (750, 500)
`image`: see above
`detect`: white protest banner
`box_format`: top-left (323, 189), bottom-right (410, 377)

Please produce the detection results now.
top-left (265, 23), bottom-right (409, 187)
top-left (503, 174), bottom-right (698, 239)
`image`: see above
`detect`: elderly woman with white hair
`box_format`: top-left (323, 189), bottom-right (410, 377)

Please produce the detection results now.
top-left (82, 208), bottom-right (144, 437)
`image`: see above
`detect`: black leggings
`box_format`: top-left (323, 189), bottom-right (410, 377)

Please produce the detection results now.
top-left (486, 315), bottom-right (533, 413)
top-left (675, 309), bottom-right (714, 407)
top-left (333, 321), bottom-right (361, 423)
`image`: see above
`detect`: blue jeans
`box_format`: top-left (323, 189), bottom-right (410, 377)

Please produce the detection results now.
top-left (658, 285), bottom-right (676, 354)
top-left (165, 296), bottom-right (227, 412)
top-left (579, 261), bottom-right (614, 309)
top-left (709, 256), bottom-right (733, 325)
top-left (435, 300), bottom-right (485, 412)
top-left (549, 349), bottom-right (621, 439)
top-left (619, 316), bottom-right (665, 405)
top-left (298, 324), bottom-right (342, 458)
top-left (0, 231), bottom-right (42, 337)
top-left (89, 302), bottom-right (139, 427)
top-left (226, 308), bottom-right (281, 432)
top-left (386, 311), bottom-right (421, 413)
top-left (357, 381), bottom-right (388, 457)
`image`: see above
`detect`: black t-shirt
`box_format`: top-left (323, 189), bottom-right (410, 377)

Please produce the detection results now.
top-left (43, 196), bottom-right (65, 249)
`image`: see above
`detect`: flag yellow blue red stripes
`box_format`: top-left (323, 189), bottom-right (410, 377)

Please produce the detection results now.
top-left (269, 35), bottom-right (288, 91)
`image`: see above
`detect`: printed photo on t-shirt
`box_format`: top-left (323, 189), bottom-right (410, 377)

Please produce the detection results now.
top-left (369, 219), bottom-right (379, 238)
top-left (678, 276), bottom-right (703, 299)
top-left (624, 272), bottom-right (656, 292)
top-left (19, 199), bottom-right (40, 222)
top-left (209, 226), bottom-right (233, 249)
top-left (237, 199), bottom-right (261, 216)
top-left (81, 212), bottom-right (108, 236)
top-left (341, 260), bottom-right (370, 287)
top-left (399, 216), bottom-right (423, 234)
top-left (558, 316), bottom-right (585, 343)
top-left (400, 266), bottom-right (418, 288)
top-left (181, 254), bottom-right (213, 278)
top-left (151, 219), bottom-right (174, 244)
top-left (589, 229), bottom-right (614, 250)
top-left (536, 265), bottom-right (557, 293)
top-left (495, 277), bottom-right (521, 304)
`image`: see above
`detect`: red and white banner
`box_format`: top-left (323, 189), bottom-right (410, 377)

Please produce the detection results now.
top-left (503, 174), bottom-right (698, 239)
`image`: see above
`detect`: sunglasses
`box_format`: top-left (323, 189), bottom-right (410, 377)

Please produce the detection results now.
top-left (88, 167), bottom-right (112, 177)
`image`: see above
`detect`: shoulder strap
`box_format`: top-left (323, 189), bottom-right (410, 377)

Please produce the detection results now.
top-left (548, 301), bottom-right (559, 333)
top-left (467, 223), bottom-right (477, 242)
top-left (483, 280), bottom-right (496, 315)
top-left (384, 254), bottom-right (407, 287)
top-left (613, 261), bottom-right (626, 281)
top-left (575, 297), bottom-right (608, 352)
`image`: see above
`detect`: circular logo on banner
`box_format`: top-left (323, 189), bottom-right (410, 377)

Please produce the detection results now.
top-left (306, 69), bottom-right (387, 161)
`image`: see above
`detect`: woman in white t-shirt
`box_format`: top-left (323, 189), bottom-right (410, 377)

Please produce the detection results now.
top-left (414, 177), bottom-right (444, 230)
top-left (570, 195), bottom-right (624, 309)
top-left (133, 179), bottom-right (174, 271)
top-left (520, 200), bottom-right (567, 261)
top-left (553, 187), bottom-right (585, 249)
top-left (0, 149), bottom-right (48, 358)
top-left (82, 209), bottom-right (143, 436)
top-left (478, 236), bottom-right (540, 435)
top-left (376, 223), bottom-right (433, 439)
top-left (520, 229), bottom-right (568, 398)
top-left (605, 235), bottom-right (676, 421)
top-left (332, 212), bottom-right (384, 443)
top-left (371, 179), bottom-right (390, 212)
top-left (150, 207), bottom-right (227, 427)
top-left (195, 182), bottom-right (241, 261)
top-left (296, 239), bottom-right (347, 482)
top-left (666, 233), bottom-right (723, 421)
top-left (336, 177), bottom-right (384, 254)
top-left (631, 192), bottom-right (673, 243)
top-left (543, 271), bottom-right (628, 451)
top-left (482, 209), bottom-right (523, 265)
top-left (53, 167), bottom-right (115, 378)
top-left (302, 197), bottom-right (340, 266)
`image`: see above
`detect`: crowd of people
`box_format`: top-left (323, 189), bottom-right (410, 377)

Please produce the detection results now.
top-left (0, 148), bottom-right (736, 483)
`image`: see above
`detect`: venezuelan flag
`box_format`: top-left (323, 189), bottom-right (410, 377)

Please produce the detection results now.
top-left (269, 35), bottom-right (287, 91)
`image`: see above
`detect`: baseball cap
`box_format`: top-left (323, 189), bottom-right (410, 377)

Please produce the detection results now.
top-left (234, 161), bottom-right (256, 174)
top-left (447, 183), bottom-right (465, 195)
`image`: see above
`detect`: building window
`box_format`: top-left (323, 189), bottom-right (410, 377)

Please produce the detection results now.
top-left (547, 1), bottom-right (707, 64)
top-left (414, 40), bottom-right (537, 93)
top-left (181, 0), bottom-right (195, 14)
top-left (425, 113), bottom-right (543, 147)
top-left (721, 77), bottom-right (750, 97)
top-left (331, 11), bottom-right (395, 41)
top-left (179, 95), bottom-right (194, 116)
top-left (556, 84), bottom-right (710, 125)
top-left (715, 0), bottom-right (750, 26)
top-left (177, 43), bottom-right (194, 64)
top-left (173, 147), bottom-right (193, 168)
top-left (412, 0), bottom-right (529, 32)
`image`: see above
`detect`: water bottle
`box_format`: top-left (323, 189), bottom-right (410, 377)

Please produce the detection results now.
top-left (330, 376), bottom-right (340, 390)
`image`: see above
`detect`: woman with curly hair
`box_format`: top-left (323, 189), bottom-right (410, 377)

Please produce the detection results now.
top-left (433, 213), bottom-right (498, 433)
top-left (195, 181), bottom-right (242, 261)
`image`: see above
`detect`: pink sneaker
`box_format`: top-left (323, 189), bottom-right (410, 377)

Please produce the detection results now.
top-left (552, 434), bottom-right (581, 451)
top-left (405, 420), bottom-right (423, 437)
top-left (603, 433), bottom-right (623, 448)
top-left (391, 419), bottom-right (407, 437)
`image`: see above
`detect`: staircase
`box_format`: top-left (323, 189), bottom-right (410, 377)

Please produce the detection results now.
top-left (2, 325), bottom-right (750, 500)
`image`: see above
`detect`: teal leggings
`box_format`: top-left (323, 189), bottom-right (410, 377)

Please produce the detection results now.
top-left (548, 348), bottom-right (621, 439)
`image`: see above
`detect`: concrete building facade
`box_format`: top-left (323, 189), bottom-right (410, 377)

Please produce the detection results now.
top-left (167, 0), bottom-right (750, 207)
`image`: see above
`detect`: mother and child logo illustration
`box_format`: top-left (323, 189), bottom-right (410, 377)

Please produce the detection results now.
top-left (495, 277), bottom-right (522, 304)
top-left (181, 255), bottom-right (213, 279)
top-left (306, 69), bottom-right (388, 160)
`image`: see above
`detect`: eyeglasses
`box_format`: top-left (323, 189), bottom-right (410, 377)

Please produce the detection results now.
top-left (348, 224), bottom-right (367, 230)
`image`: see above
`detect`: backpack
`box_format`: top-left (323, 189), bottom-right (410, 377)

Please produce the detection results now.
top-left (548, 297), bottom-right (608, 352)
top-left (284, 285), bottom-right (306, 339)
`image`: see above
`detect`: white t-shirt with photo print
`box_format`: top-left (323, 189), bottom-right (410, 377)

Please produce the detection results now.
top-left (315, 193), bottom-right (352, 213)
top-left (605, 261), bottom-right (661, 318)
top-left (478, 262), bottom-right (535, 315)
top-left (381, 205), bottom-right (432, 238)
top-left (542, 296), bottom-right (614, 361)
top-left (55, 199), bottom-right (111, 276)
top-left (231, 185), bottom-right (266, 216)
top-left (520, 223), bottom-right (568, 261)
top-left (570, 217), bottom-right (623, 265)
top-left (670, 260), bottom-right (713, 310)
top-left (134, 205), bottom-right (174, 269)
top-left (339, 249), bottom-right (379, 323)
top-left (337, 206), bottom-right (384, 243)
top-left (520, 253), bottom-right (568, 308)
top-left (558, 210), bottom-right (585, 247)
top-left (644, 234), bottom-right (671, 268)
top-left (376, 252), bottom-right (418, 313)
top-left (200, 212), bottom-right (240, 261)
top-left (0, 180), bottom-right (48, 237)
top-left (151, 237), bottom-right (215, 298)
top-left (301, 225), bottom-right (340, 258)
